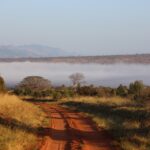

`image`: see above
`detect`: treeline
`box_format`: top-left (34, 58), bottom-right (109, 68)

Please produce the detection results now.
top-left (77, 81), bottom-right (149, 101)
top-left (13, 74), bottom-right (150, 102)
top-left (49, 81), bottom-right (150, 101)
top-left (0, 74), bottom-right (150, 101)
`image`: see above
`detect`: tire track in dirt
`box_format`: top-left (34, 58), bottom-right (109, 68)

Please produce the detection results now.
top-left (38, 103), bottom-right (117, 150)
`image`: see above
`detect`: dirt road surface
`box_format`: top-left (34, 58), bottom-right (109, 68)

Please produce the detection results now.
top-left (38, 103), bottom-right (116, 150)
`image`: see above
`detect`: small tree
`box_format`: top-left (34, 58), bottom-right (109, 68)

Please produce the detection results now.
top-left (15, 76), bottom-right (51, 97)
top-left (0, 76), bottom-right (5, 92)
top-left (116, 84), bottom-right (128, 97)
top-left (129, 80), bottom-right (144, 98)
top-left (69, 73), bottom-right (85, 87)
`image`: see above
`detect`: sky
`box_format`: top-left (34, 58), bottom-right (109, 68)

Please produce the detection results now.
top-left (0, 0), bottom-right (150, 55)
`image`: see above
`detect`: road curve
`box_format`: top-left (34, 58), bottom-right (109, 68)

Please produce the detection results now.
top-left (38, 103), bottom-right (116, 150)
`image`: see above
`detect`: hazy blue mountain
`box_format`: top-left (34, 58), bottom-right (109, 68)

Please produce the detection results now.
top-left (0, 45), bottom-right (72, 58)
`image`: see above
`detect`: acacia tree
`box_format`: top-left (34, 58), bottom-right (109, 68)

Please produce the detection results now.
top-left (69, 73), bottom-right (85, 87)
top-left (15, 76), bottom-right (51, 97)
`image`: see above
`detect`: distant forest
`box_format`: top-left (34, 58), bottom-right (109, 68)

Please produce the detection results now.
top-left (0, 54), bottom-right (150, 64)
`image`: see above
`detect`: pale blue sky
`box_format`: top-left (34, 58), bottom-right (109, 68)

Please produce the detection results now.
top-left (0, 0), bottom-right (150, 55)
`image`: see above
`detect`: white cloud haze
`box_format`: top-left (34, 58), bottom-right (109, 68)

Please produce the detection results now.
top-left (0, 62), bottom-right (150, 87)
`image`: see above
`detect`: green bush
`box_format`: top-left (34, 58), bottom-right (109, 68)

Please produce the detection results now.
top-left (0, 76), bottom-right (6, 92)
top-left (77, 85), bottom-right (115, 97)
top-left (77, 85), bottom-right (98, 96)
top-left (52, 86), bottom-right (75, 100)
top-left (129, 81), bottom-right (144, 96)
top-left (52, 91), bottom-right (62, 100)
top-left (116, 84), bottom-right (128, 97)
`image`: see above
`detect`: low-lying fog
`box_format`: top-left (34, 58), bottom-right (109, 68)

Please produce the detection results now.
top-left (0, 62), bottom-right (150, 87)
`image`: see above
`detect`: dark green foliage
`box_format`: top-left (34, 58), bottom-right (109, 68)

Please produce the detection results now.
top-left (14, 76), bottom-right (150, 103)
top-left (52, 91), bottom-right (62, 100)
top-left (77, 85), bottom-right (98, 96)
top-left (0, 76), bottom-right (6, 92)
top-left (141, 86), bottom-right (150, 100)
top-left (52, 86), bottom-right (75, 100)
top-left (116, 84), bottom-right (128, 97)
top-left (77, 85), bottom-right (115, 97)
top-left (76, 81), bottom-right (149, 102)
top-left (129, 81), bottom-right (144, 96)
top-left (97, 87), bottom-right (115, 97)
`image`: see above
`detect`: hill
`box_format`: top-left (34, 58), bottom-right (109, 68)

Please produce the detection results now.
top-left (0, 45), bottom-right (70, 57)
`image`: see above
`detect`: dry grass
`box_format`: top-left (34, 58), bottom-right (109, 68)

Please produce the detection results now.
top-left (61, 96), bottom-right (132, 105)
top-left (0, 94), bottom-right (47, 150)
top-left (61, 96), bottom-right (150, 150)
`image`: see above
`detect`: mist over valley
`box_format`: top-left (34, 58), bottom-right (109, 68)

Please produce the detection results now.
top-left (0, 62), bottom-right (150, 87)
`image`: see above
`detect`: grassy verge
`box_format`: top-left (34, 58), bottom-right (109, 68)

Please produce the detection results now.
top-left (61, 96), bottom-right (150, 150)
top-left (0, 94), bottom-right (48, 150)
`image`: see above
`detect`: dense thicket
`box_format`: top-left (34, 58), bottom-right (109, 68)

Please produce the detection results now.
top-left (51, 80), bottom-right (149, 102)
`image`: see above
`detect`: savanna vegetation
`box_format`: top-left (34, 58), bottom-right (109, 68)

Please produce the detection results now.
top-left (14, 76), bottom-right (52, 98)
top-left (1, 72), bottom-right (150, 150)
top-left (61, 96), bottom-right (150, 150)
top-left (0, 76), bottom-right (49, 150)
top-left (58, 76), bottom-right (150, 150)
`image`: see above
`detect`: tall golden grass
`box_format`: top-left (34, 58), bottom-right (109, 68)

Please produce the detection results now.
top-left (0, 94), bottom-right (47, 150)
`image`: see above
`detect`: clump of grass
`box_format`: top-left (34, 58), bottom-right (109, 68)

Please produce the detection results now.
top-left (0, 94), bottom-right (47, 150)
top-left (61, 96), bottom-right (150, 150)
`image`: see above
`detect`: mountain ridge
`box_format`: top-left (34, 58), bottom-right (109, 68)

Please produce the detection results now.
top-left (0, 44), bottom-right (71, 57)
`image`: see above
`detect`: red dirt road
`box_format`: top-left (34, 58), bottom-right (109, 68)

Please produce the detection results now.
top-left (39, 103), bottom-right (116, 150)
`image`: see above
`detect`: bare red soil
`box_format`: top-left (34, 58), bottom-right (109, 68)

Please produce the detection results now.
top-left (38, 103), bottom-right (117, 150)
